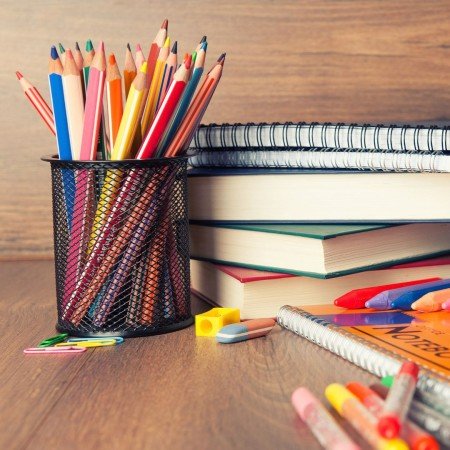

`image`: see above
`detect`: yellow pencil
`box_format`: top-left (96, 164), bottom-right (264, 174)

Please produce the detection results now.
top-left (140, 37), bottom-right (170, 137)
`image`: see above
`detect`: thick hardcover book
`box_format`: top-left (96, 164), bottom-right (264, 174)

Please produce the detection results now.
top-left (193, 122), bottom-right (450, 152)
top-left (188, 169), bottom-right (450, 222)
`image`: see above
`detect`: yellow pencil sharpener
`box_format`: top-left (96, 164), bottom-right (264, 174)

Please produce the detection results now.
top-left (195, 308), bottom-right (240, 337)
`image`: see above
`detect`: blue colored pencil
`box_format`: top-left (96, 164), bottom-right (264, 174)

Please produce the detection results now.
top-left (155, 41), bottom-right (207, 157)
top-left (48, 46), bottom-right (74, 225)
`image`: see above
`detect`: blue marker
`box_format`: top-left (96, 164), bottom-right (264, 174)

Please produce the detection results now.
top-left (391, 278), bottom-right (450, 310)
top-left (48, 45), bottom-right (74, 225)
top-left (155, 41), bottom-right (207, 157)
top-left (365, 278), bottom-right (443, 310)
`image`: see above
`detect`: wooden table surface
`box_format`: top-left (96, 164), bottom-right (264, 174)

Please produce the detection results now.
top-left (1, 259), bottom-right (378, 450)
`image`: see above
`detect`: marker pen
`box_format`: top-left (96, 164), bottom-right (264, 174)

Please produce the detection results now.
top-left (291, 387), bottom-right (360, 450)
top-left (378, 362), bottom-right (419, 438)
top-left (325, 383), bottom-right (408, 450)
top-left (347, 382), bottom-right (438, 450)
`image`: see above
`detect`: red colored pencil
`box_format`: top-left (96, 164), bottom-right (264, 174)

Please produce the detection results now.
top-left (145, 19), bottom-right (168, 85)
top-left (16, 71), bottom-right (55, 135)
top-left (137, 56), bottom-right (190, 159)
top-left (334, 277), bottom-right (444, 309)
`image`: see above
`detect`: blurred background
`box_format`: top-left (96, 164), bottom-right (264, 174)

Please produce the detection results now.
top-left (2, 0), bottom-right (450, 258)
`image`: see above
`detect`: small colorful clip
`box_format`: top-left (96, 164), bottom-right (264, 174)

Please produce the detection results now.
top-left (56, 339), bottom-right (117, 348)
top-left (38, 333), bottom-right (69, 347)
top-left (24, 346), bottom-right (86, 354)
top-left (67, 336), bottom-right (124, 344)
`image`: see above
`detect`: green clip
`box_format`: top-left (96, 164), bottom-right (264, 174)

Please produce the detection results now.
top-left (38, 333), bottom-right (69, 347)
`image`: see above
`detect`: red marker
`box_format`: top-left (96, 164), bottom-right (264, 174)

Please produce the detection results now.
top-left (378, 362), bottom-right (419, 439)
top-left (347, 382), bottom-right (438, 450)
top-left (334, 278), bottom-right (441, 309)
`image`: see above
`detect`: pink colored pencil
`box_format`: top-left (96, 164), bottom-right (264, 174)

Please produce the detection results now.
top-left (16, 71), bottom-right (55, 135)
top-left (135, 44), bottom-right (145, 71)
top-left (79, 41), bottom-right (106, 160)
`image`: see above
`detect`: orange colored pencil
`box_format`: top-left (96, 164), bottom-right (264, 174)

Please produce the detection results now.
top-left (165, 56), bottom-right (225, 157)
top-left (145, 19), bottom-right (168, 85)
top-left (105, 53), bottom-right (123, 149)
top-left (123, 43), bottom-right (137, 98)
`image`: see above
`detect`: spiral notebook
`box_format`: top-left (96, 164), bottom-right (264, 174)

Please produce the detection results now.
top-left (193, 122), bottom-right (450, 152)
top-left (277, 305), bottom-right (450, 415)
top-left (188, 147), bottom-right (450, 172)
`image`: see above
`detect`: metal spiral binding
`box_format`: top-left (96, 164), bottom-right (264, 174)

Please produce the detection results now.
top-left (277, 305), bottom-right (450, 412)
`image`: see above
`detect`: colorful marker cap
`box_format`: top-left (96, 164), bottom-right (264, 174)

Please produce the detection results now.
top-left (378, 438), bottom-right (409, 450)
top-left (378, 414), bottom-right (401, 440)
top-left (324, 383), bottom-right (356, 415)
top-left (400, 361), bottom-right (419, 380)
top-left (381, 375), bottom-right (394, 388)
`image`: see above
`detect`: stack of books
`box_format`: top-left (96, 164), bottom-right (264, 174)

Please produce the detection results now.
top-left (187, 122), bottom-right (450, 317)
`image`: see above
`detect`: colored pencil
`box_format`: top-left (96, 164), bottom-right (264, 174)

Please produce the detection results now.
top-left (137, 55), bottom-right (190, 159)
top-left (80, 41), bottom-right (106, 160)
top-left (156, 41), bottom-right (206, 156)
top-left (141, 37), bottom-right (170, 136)
top-left (48, 46), bottom-right (71, 159)
top-left (73, 42), bottom-right (84, 72)
top-left (16, 71), bottom-right (55, 135)
top-left (165, 55), bottom-right (225, 157)
top-left (146, 19), bottom-right (168, 85)
top-left (58, 43), bottom-right (66, 66)
top-left (105, 53), bottom-right (123, 150)
top-left (111, 62), bottom-right (148, 160)
top-left (83, 39), bottom-right (95, 91)
top-left (155, 41), bottom-right (178, 112)
top-left (123, 43), bottom-right (137, 98)
top-left (411, 287), bottom-right (450, 312)
top-left (135, 44), bottom-right (145, 71)
top-left (62, 49), bottom-right (85, 160)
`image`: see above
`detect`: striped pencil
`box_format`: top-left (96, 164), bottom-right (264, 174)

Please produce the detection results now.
top-left (146, 19), bottom-right (168, 85)
top-left (165, 55), bottom-right (225, 157)
top-left (59, 43), bottom-right (66, 66)
top-left (62, 49), bottom-right (85, 159)
top-left (156, 41), bottom-right (206, 156)
top-left (105, 53), bottom-right (123, 150)
top-left (16, 72), bottom-right (55, 135)
top-left (155, 41), bottom-right (178, 112)
top-left (137, 55), bottom-right (191, 159)
top-left (123, 43), bottom-right (137, 98)
top-left (140, 36), bottom-right (170, 136)
top-left (80, 41), bottom-right (106, 160)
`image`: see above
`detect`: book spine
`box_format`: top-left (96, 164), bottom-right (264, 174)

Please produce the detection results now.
top-left (188, 148), bottom-right (449, 172)
top-left (194, 123), bottom-right (450, 152)
top-left (276, 305), bottom-right (450, 414)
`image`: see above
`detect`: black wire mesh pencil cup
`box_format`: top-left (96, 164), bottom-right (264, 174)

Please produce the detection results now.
top-left (42, 155), bottom-right (193, 337)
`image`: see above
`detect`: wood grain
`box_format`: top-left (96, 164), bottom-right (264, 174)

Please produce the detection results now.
top-left (0, 260), bottom-right (377, 450)
top-left (3, 0), bottom-right (450, 256)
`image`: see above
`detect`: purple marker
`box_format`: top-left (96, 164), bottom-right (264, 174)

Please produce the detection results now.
top-left (365, 278), bottom-right (447, 310)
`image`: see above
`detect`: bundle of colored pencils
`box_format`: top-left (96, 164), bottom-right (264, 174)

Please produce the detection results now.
top-left (17, 20), bottom-right (225, 330)
top-left (17, 20), bottom-right (224, 162)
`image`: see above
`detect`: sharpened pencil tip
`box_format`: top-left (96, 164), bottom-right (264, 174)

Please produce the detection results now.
top-left (201, 41), bottom-right (208, 51)
top-left (127, 43), bottom-right (131, 51)
top-left (86, 39), bottom-right (93, 52)
top-left (16, 71), bottom-right (23, 80)
top-left (50, 46), bottom-right (59, 60)
top-left (75, 42), bottom-right (81, 51)
top-left (97, 40), bottom-right (105, 52)
top-left (136, 43), bottom-right (142, 52)
top-left (109, 53), bottom-right (116, 65)
top-left (164, 37), bottom-right (170, 48)
top-left (200, 35), bottom-right (207, 43)
top-left (58, 43), bottom-right (65, 53)
top-left (161, 19), bottom-right (168, 30)
top-left (171, 41), bottom-right (177, 54)
top-left (184, 54), bottom-right (192, 70)
top-left (65, 49), bottom-right (74, 59)
top-left (140, 62), bottom-right (148, 73)
top-left (218, 53), bottom-right (226, 62)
